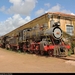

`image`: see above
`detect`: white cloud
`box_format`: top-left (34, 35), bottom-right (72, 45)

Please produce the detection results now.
top-left (46, 4), bottom-right (61, 12)
top-left (71, 13), bottom-right (75, 15)
top-left (0, 0), bottom-right (37, 36)
top-left (36, 4), bottom-right (75, 16)
top-left (44, 3), bottom-right (50, 8)
top-left (46, 4), bottom-right (74, 14)
top-left (0, 14), bottom-right (31, 36)
top-left (7, 0), bottom-right (37, 16)
top-left (0, 1), bottom-right (75, 36)
top-left (35, 8), bottom-right (45, 16)
top-left (0, 6), bottom-right (6, 12)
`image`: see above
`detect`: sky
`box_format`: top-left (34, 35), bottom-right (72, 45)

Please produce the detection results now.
top-left (0, 0), bottom-right (75, 36)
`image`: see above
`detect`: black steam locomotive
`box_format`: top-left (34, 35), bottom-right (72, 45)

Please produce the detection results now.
top-left (0, 20), bottom-right (70, 57)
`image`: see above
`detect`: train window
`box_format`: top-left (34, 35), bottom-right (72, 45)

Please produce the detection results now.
top-left (46, 36), bottom-right (51, 42)
top-left (41, 35), bottom-right (46, 39)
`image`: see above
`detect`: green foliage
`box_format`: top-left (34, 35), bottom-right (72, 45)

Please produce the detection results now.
top-left (71, 41), bottom-right (75, 48)
top-left (62, 31), bottom-right (71, 38)
top-left (68, 49), bottom-right (73, 56)
top-left (71, 41), bottom-right (75, 54)
top-left (62, 30), bottom-right (75, 55)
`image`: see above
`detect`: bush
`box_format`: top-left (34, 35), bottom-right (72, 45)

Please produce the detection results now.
top-left (71, 42), bottom-right (75, 54)
top-left (68, 49), bottom-right (73, 56)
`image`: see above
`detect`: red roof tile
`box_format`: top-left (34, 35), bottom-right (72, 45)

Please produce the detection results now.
top-left (48, 12), bottom-right (75, 18)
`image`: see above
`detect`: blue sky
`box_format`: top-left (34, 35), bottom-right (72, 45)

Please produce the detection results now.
top-left (0, 0), bottom-right (75, 36)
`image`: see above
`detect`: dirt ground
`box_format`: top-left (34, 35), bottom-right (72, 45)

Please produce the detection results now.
top-left (0, 48), bottom-right (75, 73)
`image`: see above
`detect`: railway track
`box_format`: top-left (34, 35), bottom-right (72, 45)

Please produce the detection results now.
top-left (56, 55), bottom-right (75, 61)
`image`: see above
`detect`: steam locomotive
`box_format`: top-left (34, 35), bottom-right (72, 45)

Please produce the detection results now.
top-left (0, 20), bottom-right (71, 57)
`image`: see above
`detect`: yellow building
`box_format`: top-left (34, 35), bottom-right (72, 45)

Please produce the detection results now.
top-left (5, 12), bottom-right (75, 38)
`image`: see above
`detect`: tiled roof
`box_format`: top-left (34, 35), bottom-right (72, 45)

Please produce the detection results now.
top-left (48, 12), bottom-right (75, 18)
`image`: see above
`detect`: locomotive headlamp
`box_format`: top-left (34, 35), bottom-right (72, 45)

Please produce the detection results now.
top-left (57, 21), bottom-right (60, 26)
top-left (53, 22), bottom-right (60, 27)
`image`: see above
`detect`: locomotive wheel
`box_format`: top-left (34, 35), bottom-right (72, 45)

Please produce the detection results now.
top-left (5, 44), bottom-right (10, 50)
top-left (23, 49), bottom-right (27, 53)
top-left (40, 50), bottom-right (44, 56)
top-left (64, 49), bottom-right (68, 57)
top-left (29, 50), bottom-right (34, 54)
top-left (34, 50), bottom-right (39, 55)
top-left (15, 47), bottom-right (17, 51)
top-left (8, 44), bottom-right (11, 50)
top-left (23, 45), bottom-right (27, 52)
top-left (11, 46), bottom-right (14, 51)
top-left (5, 44), bottom-right (8, 49)
top-left (48, 50), bottom-right (52, 56)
